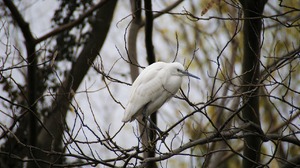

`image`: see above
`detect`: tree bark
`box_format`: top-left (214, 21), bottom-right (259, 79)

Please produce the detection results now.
top-left (239, 1), bottom-right (267, 168)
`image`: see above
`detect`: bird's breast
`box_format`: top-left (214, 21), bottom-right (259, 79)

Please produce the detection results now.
top-left (163, 76), bottom-right (182, 94)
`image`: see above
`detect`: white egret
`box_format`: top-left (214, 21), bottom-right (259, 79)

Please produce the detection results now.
top-left (122, 62), bottom-right (200, 123)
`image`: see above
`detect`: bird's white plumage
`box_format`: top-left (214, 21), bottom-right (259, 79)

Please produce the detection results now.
top-left (122, 62), bottom-right (199, 122)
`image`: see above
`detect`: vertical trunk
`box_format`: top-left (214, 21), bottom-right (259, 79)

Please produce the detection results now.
top-left (239, 1), bottom-right (267, 168)
top-left (145, 0), bottom-right (155, 65)
top-left (144, 0), bottom-right (157, 168)
top-left (128, 0), bottom-right (155, 166)
top-left (3, 0), bottom-right (38, 147)
top-left (3, 0), bottom-right (38, 167)
top-left (26, 31), bottom-right (37, 147)
top-left (128, 1), bottom-right (158, 167)
top-left (128, 0), bottom-right (142, 81)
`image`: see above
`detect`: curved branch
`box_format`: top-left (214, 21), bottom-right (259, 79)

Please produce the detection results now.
top-left (137, 131), bottom-right (300, 167)
top-left (3, 0), bottom-right (35, 43)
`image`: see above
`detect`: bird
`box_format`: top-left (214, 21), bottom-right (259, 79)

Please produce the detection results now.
top-left (122, 62), bottom-right (200, 123)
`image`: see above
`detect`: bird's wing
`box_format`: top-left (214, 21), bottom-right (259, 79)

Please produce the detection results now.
top-left (122, 64), bottom-right (165, 122)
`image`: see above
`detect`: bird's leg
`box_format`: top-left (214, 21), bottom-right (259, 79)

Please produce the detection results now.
top-left (142, 104), bottom-right (168, 141)
top-left (141, 105), bottom-right (151, 144)
top-left (146, 116), bottom-right (168, 141)
top-left (146, 116), bottom-right (163, 134)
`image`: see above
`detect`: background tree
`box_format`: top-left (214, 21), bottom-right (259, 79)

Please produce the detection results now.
top-left (0, 0), bottom-right (299, 167)
top-left (239, 1), bottom-right (267, 167)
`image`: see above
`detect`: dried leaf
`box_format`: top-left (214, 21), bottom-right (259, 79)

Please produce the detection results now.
top-left (201, 0), bottom-right (220, 16)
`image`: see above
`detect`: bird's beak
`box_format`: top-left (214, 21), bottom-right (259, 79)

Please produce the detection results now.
top-left (178, 69), bottom-right (200, 80)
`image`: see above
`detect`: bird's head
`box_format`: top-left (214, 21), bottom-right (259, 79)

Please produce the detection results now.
top-left (171, 62), bottom-right (200, 80)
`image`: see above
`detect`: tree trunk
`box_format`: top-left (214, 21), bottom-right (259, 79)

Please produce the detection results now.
top-left (144, 0), bottom-right (157, 167)
top-left (127, 1), bottom-right (158, 167)
top-left (33, 1), bottom-right (117, 167)
top-left (239, 1), bottom-right (267, 168)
